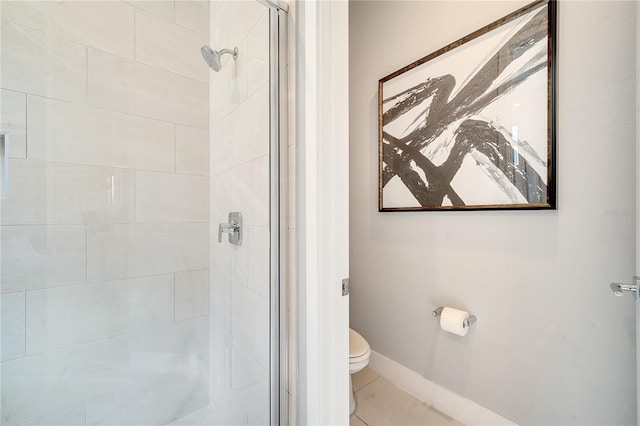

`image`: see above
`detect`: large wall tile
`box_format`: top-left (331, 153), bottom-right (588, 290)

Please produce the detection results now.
top-left (247, 225), bottom-right (270, 298)
top-left (210, 37), bottom-right (248, 124)
top-left (1, 225), bottom-right (86, 293)
top-left (231, 343), bottom-right (268, 389)
top-left (167, 406), bottom-right (218, 425)
top-left (27, 96), bottom-right (175, 172)
top-left (175, 1), bottom-right (209, 37)
top-left (247, 13), bottom-right (269, 96)
top-left (176, 125), bottom-right (209, 176)
top-left (86, 223), bottom-right (208, 282)
top-left (1, 89), bottom-right (27, 159)
top-left (124, 1), bottom-right (174, 22)
top-left (2, 159), bottom-right (135, 225)
top-left (0, 23), bottom-right (86, 102)
top-left (135, 171), bottom-right (209, 223)
top-left (211, 116), bottom-right (232, 174)
top-left (2, 1), bottom-right (134, 58)
top-left (135, 10), bottom-right (208, 82)
top-left (210, 170), bottom-right (232, 226)
top-left (26, 274), bottom-right (175, 355)
top-left (86, 374), bottom-right (208, 426)
top-left (229, 345), bottom-right (269, 425)
top-left (1, 318), bottom-right (207, 426)
top-left (212, 1), bottom-right (265, 49)
top-left (231, 229), bottom-right (248, 288)
top-left (87, 49), bottom-right (208, 129)
top-left (175, 269), bottom-right (209, 321)
top-left (232, 155), bottom-right (269, 226)
top-left (231, 285), bottom-right (269, 371)
top-left (1, 292), bottom-right (25, 362)
top-left (232, 84), bottom-right (269, 166)
top-left (22, 405), bottom-right (86, 426)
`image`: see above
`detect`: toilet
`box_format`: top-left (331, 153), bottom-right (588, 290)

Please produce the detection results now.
top-left (349, 328), bottom-right (371, 415)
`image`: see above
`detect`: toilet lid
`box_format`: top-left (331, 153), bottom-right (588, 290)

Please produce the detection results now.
top-left (349, 328), bottom-right (370, 358)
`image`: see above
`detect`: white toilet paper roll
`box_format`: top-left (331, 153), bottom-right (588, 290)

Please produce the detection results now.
top-left (440, 307), bottom-right (469, 337)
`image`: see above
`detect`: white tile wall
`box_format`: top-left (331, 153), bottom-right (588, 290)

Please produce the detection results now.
top-left (247, 225), bottom-right (270, 298)
top-left (27, 96), bottom-right (175, 172)
top-left (232, 84), bottom-right (269, 166)
top-left (247, 13), bottom-right (269, 95)
top-left (1, 225), bottom-right (86, 293)
top-left (1, 318), bottom-right (207, 426)
top-left (175, 269), bottom-right (210, 321)
top-left (167, 406), bottom-right (219, 426)
top-left (209, 37), bottom-right (249, 124)
top-left (1, 89), bottom-right (27, 158)
top-left (231, 342), bottom-right (268, 389)
top-left (229, 347), bottom-right (269, 424)
top-left (231, 285), bottom-right (269, 371)
top-left (86, 375), bottom-right (208, 426)
top-left (211, 115), bottom-right (233, 174)
top-left (212, 1), bottom-right (265, 50)
top-left (175, 1), bottom-right (210, 37)
top-left (135, 10), bottom-right (209, 82)
top-left (176, 125), bottom-right (210, 176)
top-left (124, 1), bottom-right (175, 22)
top-left (1, 292), bottom-right (26, 362)
top-left (232, 155), bottom-right (270, 226)
top-left (1, 23), bottom-right (86, 103)
top-left (134, 171), bottom-right (209, 223)
top-left (25, 274), bottom-right (175, 355)
top-left (1, 1), bottom-right (211, 424)
top-left (1, 1), bottom-right (135, 58)
top-left (22, 405), bottom-right (86, 426)
top-left (86, 223), bottom-right (208, 282)
top-left (87, 48), bottom-right (209, 129)
top-left (1, 159), bottom-right (135, 225)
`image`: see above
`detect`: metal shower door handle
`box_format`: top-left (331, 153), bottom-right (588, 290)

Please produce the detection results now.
top-left (218, 212), bottom-right (242, 245)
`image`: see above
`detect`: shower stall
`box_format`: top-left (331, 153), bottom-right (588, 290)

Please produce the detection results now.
top-left (0, 0), bottom-right (288, 424)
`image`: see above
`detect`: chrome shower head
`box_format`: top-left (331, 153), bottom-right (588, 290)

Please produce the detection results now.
top-left (201, 46), bottom-right (238, 72)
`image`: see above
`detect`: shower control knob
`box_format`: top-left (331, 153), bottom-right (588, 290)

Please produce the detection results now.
top-left (218, 212), bottom-right (243, 245)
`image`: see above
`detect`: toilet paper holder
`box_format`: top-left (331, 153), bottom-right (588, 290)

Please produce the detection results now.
top-left (433, 306), bottom-right (477, 329)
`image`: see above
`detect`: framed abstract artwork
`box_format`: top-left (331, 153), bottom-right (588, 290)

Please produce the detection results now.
top-left (378, 0), bottom-right (556, 211)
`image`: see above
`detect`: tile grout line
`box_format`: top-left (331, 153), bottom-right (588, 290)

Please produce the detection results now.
top-left (356, 414), bottom-right (369, 426)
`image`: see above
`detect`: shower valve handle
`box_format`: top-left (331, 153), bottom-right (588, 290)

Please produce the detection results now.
top-left (218, 212), bottom-right (243, 245)
top-left (218, 222), bottom-right (239, 242)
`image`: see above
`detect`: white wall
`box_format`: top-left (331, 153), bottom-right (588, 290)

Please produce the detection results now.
top-left (349, 1), bottom-right (637, 424)
top-left (1, 1), bottom-right (210, 424)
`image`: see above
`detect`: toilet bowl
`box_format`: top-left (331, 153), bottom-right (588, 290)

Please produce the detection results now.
top-left (349, 328), bottom-right (371, 415)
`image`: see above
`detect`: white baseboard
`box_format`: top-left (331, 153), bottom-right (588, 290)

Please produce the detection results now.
top-left (368, 351), bottom-right (518, 426)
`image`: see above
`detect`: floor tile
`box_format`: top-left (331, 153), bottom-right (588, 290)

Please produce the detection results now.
top-left (424, 407), bottom-right (463, 426)
top-left (355, 375), bottom-right (460, 426)
top-left (352, 367), bottom-right (380, 392)
top-left (350, 414), bottom-right (368, 426)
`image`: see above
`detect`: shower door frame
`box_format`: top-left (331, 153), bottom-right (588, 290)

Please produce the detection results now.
top-left (264, 1), bottom-right (289, 425)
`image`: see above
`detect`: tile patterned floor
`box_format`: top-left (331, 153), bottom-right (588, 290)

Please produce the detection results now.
top-left (350, 367), bottom-right (463, 426)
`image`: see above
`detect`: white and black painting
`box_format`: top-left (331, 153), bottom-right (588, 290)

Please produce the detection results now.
top-left (378, 0), bottom-right (556, 211)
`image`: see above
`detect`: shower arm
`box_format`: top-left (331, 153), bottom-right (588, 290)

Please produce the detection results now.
top-left (219, 48), bottom-right (238, 61)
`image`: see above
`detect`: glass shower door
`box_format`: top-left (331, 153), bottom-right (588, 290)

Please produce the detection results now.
top-left (0, 1), bottom-right (212, 424)
top-left (207, 1), bottom-right (285, 424)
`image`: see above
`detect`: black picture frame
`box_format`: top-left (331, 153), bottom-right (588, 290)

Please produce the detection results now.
top-left (378, 0), bottom-right (557, 211)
